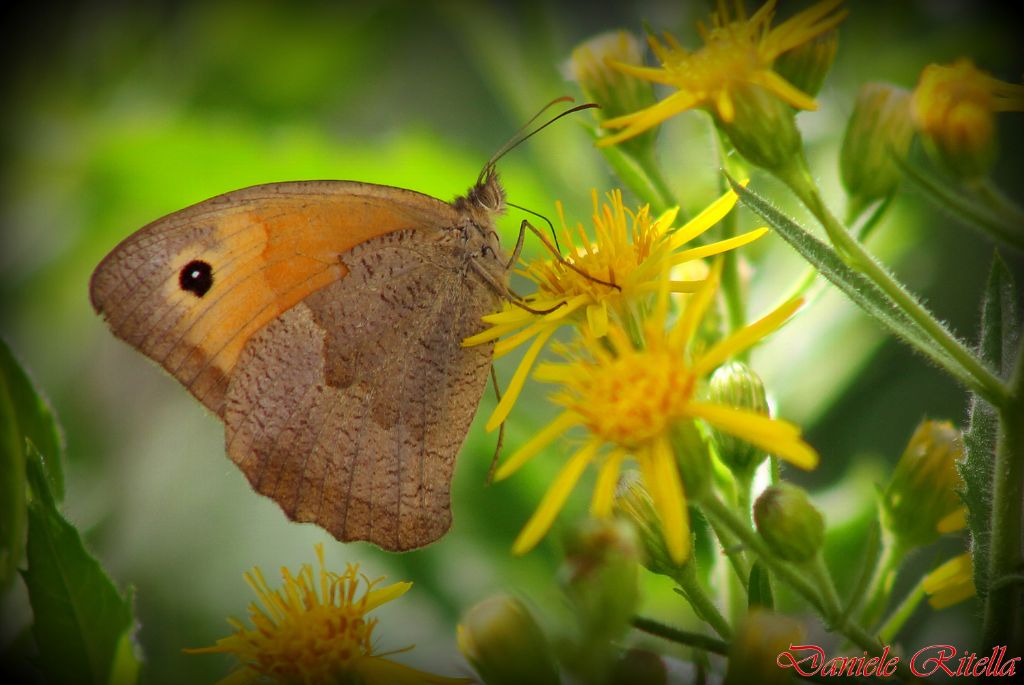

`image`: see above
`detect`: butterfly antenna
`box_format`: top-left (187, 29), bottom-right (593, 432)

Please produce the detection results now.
top-left (477, 97), bottom-right (600, 185)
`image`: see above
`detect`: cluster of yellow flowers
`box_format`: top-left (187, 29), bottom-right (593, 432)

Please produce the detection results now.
top-left (191, 2), bottom-right (1021, 682)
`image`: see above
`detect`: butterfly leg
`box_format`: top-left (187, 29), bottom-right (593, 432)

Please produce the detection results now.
top-left (518, 219), bottom-right (623, 292)
top-left (486, 365), bottom-right (505, 486)
top-left (468, 259), bottom-right (564, 315)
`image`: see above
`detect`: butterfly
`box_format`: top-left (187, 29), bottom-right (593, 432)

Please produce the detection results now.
top-left (89, 99), bottom-right (595, 551)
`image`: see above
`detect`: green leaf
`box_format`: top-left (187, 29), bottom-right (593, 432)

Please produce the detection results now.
top-left (0, 361), bottom-right (26, 591)
top-left (959, 254), bottom-right (1021, 600)
top-left (747, 561), bottom-right (774, 610)
top-left (23, 446), bottom-right (136, 685)
top-left (107, 610), bottom-right (142, 685)
top-left (727, 177), bottom-right (965, 378)
top-left (0, 338), bottom-right (64, 499)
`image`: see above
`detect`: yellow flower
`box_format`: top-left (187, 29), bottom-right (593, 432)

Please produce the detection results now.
top-left (912, 58), bottom-right (1024, 179)
top-left (598, 0), bottom-right (847, 147)
top-left (187, 544), bottom-right (469, 685)
top-left (494, 263), bottom-right (818, 563)
top-left (923, 553), bottom-right (976, 610)
top-left (463, 186), bottom-right (766, 432)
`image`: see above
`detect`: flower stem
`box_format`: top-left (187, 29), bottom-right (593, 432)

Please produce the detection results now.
top-left (631, 616), bottom-right (729, 656)
top-left (982, 343), bottom-right (1024, 651)
top-left (700, 494), bottom-right (889, 656)
top-left (856, 534), bottom-right (905, 630)
top-left (877, 581), bottom-right (926, 644)
top-left (673, 562), bottom-right (734, 639)
top-left (774, 154), bottom-right (1010, 407)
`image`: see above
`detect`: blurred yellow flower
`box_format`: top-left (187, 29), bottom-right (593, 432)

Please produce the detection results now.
top-left (598, 0), bottom-right (847, 146)
top-left (923, 553), bottom-right (976, 610)
top-left (464, 187), bottom-right (766, 432)
top-left (495, 263), bottom-right (818, 563)
top-left (187, 544), bottom-right (469, 685)
top-left (912, 58), bottom-right (1024, 179)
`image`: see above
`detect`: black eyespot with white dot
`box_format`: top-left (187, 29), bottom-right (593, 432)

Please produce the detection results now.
top-left (179, 260), bottom-right (213, 297)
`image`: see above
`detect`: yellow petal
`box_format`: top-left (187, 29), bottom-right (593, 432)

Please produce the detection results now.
top-left (363, 581), bottom-right (412, 613)
top-left (686, 402), bottom-right (819, 469)
top-left (671, 260), bottom-right (722, 347)
top-left (937, 507), bottom-right (968, 534)
top-left (494, 412), bottom-right (577, 481)
top-left (493, 319), bottom-right (548, 357)
top-left (590, 449), bottom-right (626, 518)
top-left (668, 185), bottom-right (744, 249)
top-left (512, 443), bottom-right (598, 555)
top-left (486, 327), bottom-right (557, 432)
top-left (644, 438), bottom-right (690, 564)
top-left (586, 302), bottom-right (610, 337)
top-left (671, 227), bottom-right (769, 264)
top-left (692, 297), bottom-right (803, 377)
top-left (923, 553), bottom-right (973, 593)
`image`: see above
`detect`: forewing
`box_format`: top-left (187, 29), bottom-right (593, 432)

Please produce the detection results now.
top-left (89, 181), bottom-right (459, 416)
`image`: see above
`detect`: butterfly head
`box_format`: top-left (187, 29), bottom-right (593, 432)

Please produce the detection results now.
top-left (456, 168), bottom-right (506, 220)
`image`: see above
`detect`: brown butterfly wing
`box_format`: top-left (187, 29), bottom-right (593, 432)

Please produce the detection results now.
top-left (225, 228), bottom-right (499, 550)
top-left (89, 181), bottom-right (462, 416)
top-left (91, 181), bottom-right (501, 550)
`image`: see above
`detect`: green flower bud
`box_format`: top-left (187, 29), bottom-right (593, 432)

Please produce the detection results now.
top-left (457, 595), bottom-right (560, 685)
top-left (670, 420), bottom-right (713, 501)
top-left (840, 83), bottom-right (914, 217)
top-left (715, 83), bottom-right (803, 172)
top-left (773, 30), bottom-right (838, 99)
top-left (567, 30), bottom-right (657, 155)
top-left (724, 610), bottom-right (805, 685)
top-left (754, 483), bottom-right (825, 563)
top-left (708, 361), bottom-right (771, 476)
top-left (561, 517), bottom-right (641, 645)
top-left (615, 470), bottom-right (687, 578)
top-left (881, 419), bottom-right (964, 550)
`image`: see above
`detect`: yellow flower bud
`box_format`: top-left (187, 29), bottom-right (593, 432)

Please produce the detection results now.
top-left (881, 419), bottom-right (965, 549)
top-left (716, 83), bottom-right (804, 172)
top-left (567, 30), bottom-right (657, 154)
top-left (840, 83), bottom-right (914, 216)
top-left (457, 595), bottom-right (560, 685)
top-left (724, 610), bottom-right (805, 685)
top-left (708, 361), bottom-right (771, 476)
top-left (774, 30), bottom-right (839, 99)
top-left (754, 483), bottom-right (825, 563)
top-left (911, 59), bottom-right (1024, 180)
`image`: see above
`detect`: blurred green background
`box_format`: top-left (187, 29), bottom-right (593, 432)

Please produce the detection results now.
top-left (1, 1), bottom-right (1022, 682)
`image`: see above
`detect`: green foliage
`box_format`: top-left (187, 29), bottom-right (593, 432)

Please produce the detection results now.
top-left (0, 338), bottom-right (64, 590)
top-left (747, 562), bottom-right (773, 610)
top-left (23, 447), bottom-right (137, 685)
top-left (728, 176), bottom-right (970, 381)
top-left (960, 254), bottom-right (1021, 600)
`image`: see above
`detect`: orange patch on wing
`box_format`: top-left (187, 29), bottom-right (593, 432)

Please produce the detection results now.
top-left (177, 198), bottom-right (421, 381)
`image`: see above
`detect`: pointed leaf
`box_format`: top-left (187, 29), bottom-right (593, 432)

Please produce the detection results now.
top-left (727, 177), bottom-right (967, 379)
top-left (747, 561), bottom-right (774, 610)
top-left (23, 447), bottom-right (136, 685)
top-left (0, 363), bottom-right (26, 591)
top-left (959, 254), bottom-right (1020, 600)
top-left (0, 338), bottom-right (64, 499)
